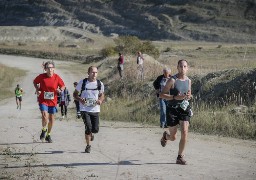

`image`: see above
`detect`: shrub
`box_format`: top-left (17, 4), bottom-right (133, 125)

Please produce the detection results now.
top-left (100, 46), bottom-right (117, 57)
top-left (114, 36), bottom-right (160, 58)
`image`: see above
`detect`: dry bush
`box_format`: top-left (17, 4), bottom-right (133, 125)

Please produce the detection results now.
top-left (0, 64), bottom-right (26, 100)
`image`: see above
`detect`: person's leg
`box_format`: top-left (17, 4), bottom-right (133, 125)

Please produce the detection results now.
top-left (48, 113), bottom-right (54, 134)
top-left (81, 112), bottom-right (92, 152)
top-left (117, 67), bottom-right (121, 78)
top-left (45, 106), bottom-right (57, 143)
top-left (39, 104), bottom-right (49, 140)
top-left (64, 105), bottom-right (67, 116)
top-left (41, 111), bottom-right (48, 128)
top-left (141, 66), bottom-right (144, 80)
top-left (16, 97), bottom-right (19, 108)
top-left (75, 101), bottom-right (81, 118)
top-left (175, 120), bottom-right (189, 165)
top-left (178, 121), bottom-right (189, 156)
top-left (120, 65), bottom-right (124, 78)
top-left (161, 107), bottom-right (178, 147)
top-left (60, 104), bottom-right (64, 116)
top-left (159, 99), bottom-right (166, 128)
top-left (90, 112), bottom-right (99, 141)
top-left (166, 126), bottom-right (178, 141)
top-left (19, 97), bottom-right (22, 109)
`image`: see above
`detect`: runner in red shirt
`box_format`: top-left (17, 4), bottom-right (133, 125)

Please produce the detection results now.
top-left (33, 61), bottom-right (65, 143)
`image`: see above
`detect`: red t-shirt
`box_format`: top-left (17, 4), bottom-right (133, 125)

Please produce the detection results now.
top-left (34, 73), bottom-right (65, 106)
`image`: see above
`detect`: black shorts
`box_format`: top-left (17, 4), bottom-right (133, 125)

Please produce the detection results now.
top-left (166, 107), bottom-right (190, 127)
top-left (81, 111), bottom-right (99, 135)
top-left (16, 96), bottom-right (22, 101)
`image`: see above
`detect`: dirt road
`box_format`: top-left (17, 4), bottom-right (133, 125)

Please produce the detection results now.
top-left (0, 54), bottom-right (255, 180)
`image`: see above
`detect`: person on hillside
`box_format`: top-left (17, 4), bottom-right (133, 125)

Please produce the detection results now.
top-left (137, 51), bottom-right (144, 80)
top-left (15, 84), bottom-right (23, 110)
top-left (153, 67), bottom-right (172, 128)
top-left (73, 66), bottom-right (105, 153)
top-left (73, 82), bottom-right (81, 119)
top-left (117, 52), bottom-right (124, 79)
top-left (159, 59), bottom-right (193, 165)
top-left (33, 61), bottom-right (65, 143)
top-left (57, 87), bottom-right (71, 119)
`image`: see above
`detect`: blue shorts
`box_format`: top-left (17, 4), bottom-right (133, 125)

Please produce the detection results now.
top-left (39, 104), bottom-right (58, 114)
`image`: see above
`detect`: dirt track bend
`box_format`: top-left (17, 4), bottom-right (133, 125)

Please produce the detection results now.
top-left (0, 54), bottom-right (256, 180)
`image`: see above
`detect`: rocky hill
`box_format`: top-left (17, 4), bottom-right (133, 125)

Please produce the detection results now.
top-left (0, 0), bottom-right (255, 43)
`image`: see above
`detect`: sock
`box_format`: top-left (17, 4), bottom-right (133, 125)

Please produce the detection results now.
top-left (42, 127), bottom-right (47, 131)
top-left (177, 155), bottom-right (183, 159)
top-left (46, 132), bottom-right (51, 136)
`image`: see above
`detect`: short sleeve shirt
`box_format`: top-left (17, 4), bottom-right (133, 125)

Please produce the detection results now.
top-left (34, 73), bottom-right (65, 106)
top-left (76, 79), bottom-right (104, 113)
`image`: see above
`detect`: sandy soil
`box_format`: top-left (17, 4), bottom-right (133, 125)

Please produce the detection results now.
top-left (0, 54), bottom-right (255, 180)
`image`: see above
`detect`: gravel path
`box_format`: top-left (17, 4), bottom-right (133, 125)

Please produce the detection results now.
top-left (0, 54), bottom-right (255, 180)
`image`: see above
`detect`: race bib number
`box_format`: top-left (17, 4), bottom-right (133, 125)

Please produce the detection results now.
top-left (44, 92), bottom-right (54, 100)
top-left (86, 98), bottom-right (96, 107)
top-left (180, 100), bottom-right (189, 111)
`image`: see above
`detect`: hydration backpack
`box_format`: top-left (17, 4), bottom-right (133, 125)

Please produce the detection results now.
top-left (80, 78), bottom-right (101, 95)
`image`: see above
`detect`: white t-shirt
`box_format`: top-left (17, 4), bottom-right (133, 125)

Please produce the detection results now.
top-left (137, 56), bottom-right (144, 65)
top-left (76, 79), bottom-right (104, 113)
top-left (160, 77), bottom-right (170, 92)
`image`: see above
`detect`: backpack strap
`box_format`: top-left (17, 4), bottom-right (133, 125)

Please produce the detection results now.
top-left (80, 78), bottom-right (101, 96)
top-left (96, 79), bottom-right (101, 91)
top-left (80, 78), bottom-right (87, 96)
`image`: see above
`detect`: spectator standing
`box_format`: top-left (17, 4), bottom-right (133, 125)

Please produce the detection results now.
top-left (153, 67), bottom-right (172, 128)
top-left (137, 51), bottom-right (144, 80)
top-left (117, 52), bottom-right (124, 79)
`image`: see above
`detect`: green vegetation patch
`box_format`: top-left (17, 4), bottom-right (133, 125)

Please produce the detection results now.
top-left (0, 64), bottom-right (26, 101)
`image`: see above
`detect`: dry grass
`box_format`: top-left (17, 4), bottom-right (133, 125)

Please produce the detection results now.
top-left (1, 40), bottom-right (256, 139)
top-left (0, 64), bottom-right (26, 101)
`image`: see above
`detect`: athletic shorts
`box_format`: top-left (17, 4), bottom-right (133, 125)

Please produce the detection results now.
top-left (39, 104), bottom-right (58, 114)
top-left (81, 111), bottom-right (99, 135)
top-left (16, 96), bottom-right (22, 101)
top-left (166, 107), bottom-right (190, 127)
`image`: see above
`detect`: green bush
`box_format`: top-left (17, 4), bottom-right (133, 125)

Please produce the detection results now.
top-left (114, 35), bottom-right (160, 58)
top-left (100, 46), bottom-right (117, 57)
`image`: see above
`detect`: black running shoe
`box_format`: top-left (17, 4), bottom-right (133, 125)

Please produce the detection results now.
top-left (176, 155), bottom-right (187, 165)
top-left (85, 145), bottom-right (91, 153)
top-left (160, 131), bottom-right (167, 147)
top-left (45, 135), bottom-right (53, 143)
top-left (40, 129), bottom-right (47, 141)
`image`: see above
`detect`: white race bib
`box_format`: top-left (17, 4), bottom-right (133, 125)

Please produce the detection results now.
top-left (180, 100), bottom-right (189, 111)
top-left (86, 98), bottom-right (96, 107)
top-left (44, 92), bottom-right (54, 100)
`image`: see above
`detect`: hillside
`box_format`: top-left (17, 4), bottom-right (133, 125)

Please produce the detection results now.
top-left (0, 0), bottom-right (255, 43)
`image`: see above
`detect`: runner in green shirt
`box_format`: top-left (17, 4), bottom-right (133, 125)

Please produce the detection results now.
top-left (15, 84), bottom-right (23, 110)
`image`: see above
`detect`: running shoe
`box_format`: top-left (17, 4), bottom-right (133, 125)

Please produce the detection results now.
top-left (40, 129), bottom-right (47, 141)
top-left (85, 145), bottom-right (91, 153)
top-left (45, 135), bottom-right (53, 143)
top-left (160, 131), bottom-right (167, 147)
top-left (176, 155), bottom-right (187, 165)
